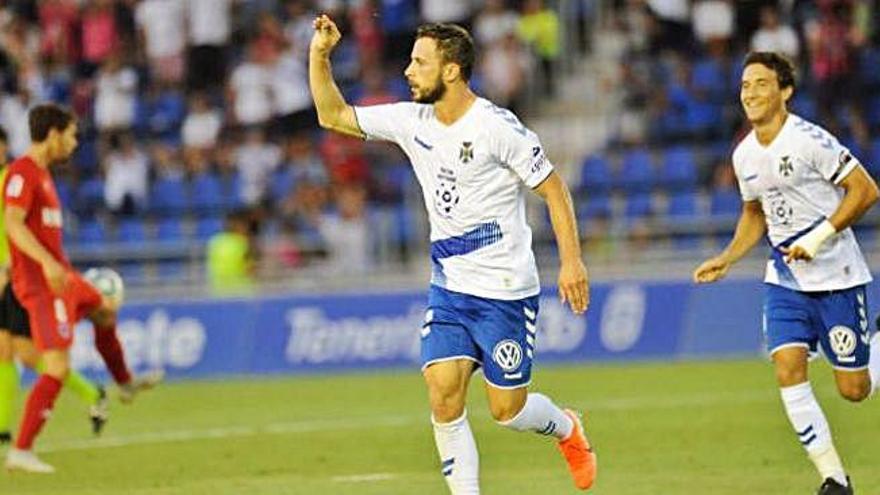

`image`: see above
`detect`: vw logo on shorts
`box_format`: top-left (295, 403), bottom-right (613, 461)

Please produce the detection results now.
top-left (828, 326), bottom-right (857, 357)
top-left (492, 339), bottom-right (523, 372)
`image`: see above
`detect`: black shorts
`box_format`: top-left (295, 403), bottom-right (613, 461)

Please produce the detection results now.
top-left (0, 283), bottom-right (30, 338)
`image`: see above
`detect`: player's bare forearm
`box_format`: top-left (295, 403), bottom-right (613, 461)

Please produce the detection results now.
top-left (5, 206), bottom-right (59, 268)
top-left (720, 200), bottom-right (766, 264)
top-left (828, 165), bottom-right (879, 231)
top-left (534, 172), bottom-right (582, 264)
top-left (308, 15), bottom-right (363, 138)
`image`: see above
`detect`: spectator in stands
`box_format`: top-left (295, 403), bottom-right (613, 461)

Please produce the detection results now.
top-left (750, 5), bottom-right (800, 59)
top-left (207, 209), bottom-right (256, 295)
top-left (182, 92), bottom-right (223, 151)
top-left (185, 0), bottom-right (234, 93)
top-left (228, 43), bottom-right (273, 126)
top-left (644, 0), bottom-right (694, 55)
top-left (103, 132), bottom-right (149, 217)
top-left (283, 133), bottom-right (327, 186)
top-left (518, 0), bottom-right (560, 95)
top-left (805, 0), bottom-right (870, 148)
top-left (152, 141), bottom-right (184, 180)
top-left (38, 0), bottom-right (80, 66)
top-left (279, 177), bottom-right (328, 257)
top-left (691, 0), bottom-right (734, 52)
top-left (93, 50), bottom-right (137, 133)
top-left (320, 183), bottom-right (372, 275)
top-left (0, 80), bottom-right (32, 157)
top-left (349, 0), bottom-right (384, 70)
top-left (135, 0), bottom-right (186, 84)
top-left (80, 0), bottom-right (121, 75)
top-left (235, 127), bottom-right (281, 206)
top-left (283, 0), bottom-right (317, 62)
top-left (481, 32), bottom-right (530, 114)
top-left (269, 47), bottom-right (316, 139)
top-left (475, 0), bottom-right (520, 47)
top-left (421, 0), bottom-right (474, 27)
top-left (378, 0), bottom-right (419, 70)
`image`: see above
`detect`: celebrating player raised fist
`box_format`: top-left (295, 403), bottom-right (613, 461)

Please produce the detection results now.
top-left (310, 14), bottom-right (342, 56)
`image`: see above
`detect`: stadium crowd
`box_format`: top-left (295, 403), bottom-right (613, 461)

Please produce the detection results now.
top-left (0, 0), bottom-right (570, 287)
top-left (582, 0), bottom-right (880, 259)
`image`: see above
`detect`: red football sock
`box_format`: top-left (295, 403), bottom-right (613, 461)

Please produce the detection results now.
top-left (94, 325), bottom-right (132, 385)
top-left (15, 375), bottom-right (63, 450)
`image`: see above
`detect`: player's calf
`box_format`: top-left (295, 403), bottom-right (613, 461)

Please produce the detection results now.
top-left (834, 373), bottom-right (872, 403)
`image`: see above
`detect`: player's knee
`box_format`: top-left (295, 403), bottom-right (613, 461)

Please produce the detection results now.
top-left (489, 401), bottom-right (523, 423)
top-left (774, 367), bottom-right (807, 387)
top-left (838, 381), bottom-right (871, 402)
top-left (430, 397), bottom-right (466, 423)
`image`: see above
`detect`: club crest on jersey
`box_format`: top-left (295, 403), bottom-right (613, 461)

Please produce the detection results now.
top-left (779, 155), bottom-right (794, 177)
top-left (459, 141), bottom-right (474, 164)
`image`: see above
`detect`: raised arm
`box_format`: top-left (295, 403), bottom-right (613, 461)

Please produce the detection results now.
top-left (533, 171), bottom-right (589, 314)
top-left (693, 200), bottom-right (766, 283)
top-left (309, 15), bottom-right (363, 139)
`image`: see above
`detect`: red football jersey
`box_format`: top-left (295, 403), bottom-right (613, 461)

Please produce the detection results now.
top-left (3, 156), bottom-right (69, 300)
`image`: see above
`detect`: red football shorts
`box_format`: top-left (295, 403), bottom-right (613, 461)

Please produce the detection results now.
top-left (22, 271), bottom-right (103, 351)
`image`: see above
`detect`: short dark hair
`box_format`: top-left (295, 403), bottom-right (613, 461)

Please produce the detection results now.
top-left (743, 52), bottom-right (797, 91)
top-left (415, 23), bottom-right (475, 81)
top-left (29, 104), bottom-right (75, 143)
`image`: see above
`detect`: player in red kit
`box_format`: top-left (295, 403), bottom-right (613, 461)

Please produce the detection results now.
top-left (3, 105), bottom-right (161, 473)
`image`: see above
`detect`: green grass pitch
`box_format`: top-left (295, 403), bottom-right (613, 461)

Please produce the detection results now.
top-left (1, 359), bottom-right (878, 494)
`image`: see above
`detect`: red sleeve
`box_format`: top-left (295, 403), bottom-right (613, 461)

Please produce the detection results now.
top-left (4, 165), bottom-right (36, 212)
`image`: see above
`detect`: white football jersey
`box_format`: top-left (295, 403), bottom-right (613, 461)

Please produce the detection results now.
top-left (354, 98), bottom-right (553, 300)
top-left (732, 114), bottom-right (872, 291)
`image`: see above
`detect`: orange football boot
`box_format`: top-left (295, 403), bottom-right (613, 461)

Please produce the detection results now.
top-left (557, 409), bottom-right (597, 490)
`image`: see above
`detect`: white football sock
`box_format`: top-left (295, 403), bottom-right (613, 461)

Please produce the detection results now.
top-left (780, 382), bottom-right (847, 486)
top-left (497, 393), bottom-right (574, 441)
top-left (432, 411), bottom-right (480, 494)
top-left (868, 333), bottom-right (880, 395)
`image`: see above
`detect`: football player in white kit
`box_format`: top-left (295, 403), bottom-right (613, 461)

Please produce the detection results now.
top-left (694, 52), bottom-right (880, 495)
top-left (309, 16), bottom-right (596, 493)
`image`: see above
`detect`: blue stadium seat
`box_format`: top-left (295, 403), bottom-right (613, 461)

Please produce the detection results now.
top-left (76, 218), bottom-right (107, 246)
top-left (116, 218), bottom-right (148, 245)
top-left (150, 177), bottom-right (190, 214)
top-left (72, 138), bottom-right (99, 174)
top-left (55, 178), bottom-right (74, 209)
top-left (617, 149), bottom-right (656, 192)
top-left (74, 177), bottom-right (105, 214)
top-left (685, 99), bottom-right (723, 136)
top-left (578, 194), bottom-right (612, 220)
top-left (117, 262), bottom-right (146, 284)
top-left (191, 173), bottom-right (226, 212)
top-left (157, 260), bottom-right (191, 282)
top-left (790, 94), bottom-right (817, 122)
top-left (578, 155), bottom-right (612, 193)
top-left (195, 216), bottom-right (224, 241)
top-left (691, 58), bottom-right (726, 100)
top-left (148, 89), bottom-right (187, 138)
top-left (709, 189), bottom-right (741, 218)
top-left (156, 217), bottom-right (185, 242)
top-left (624, 192), bottom-right (653, 218)
top-left (667, 190), bottom-right (698, 220)
top-left (660, 146), bottom-right (698, 190)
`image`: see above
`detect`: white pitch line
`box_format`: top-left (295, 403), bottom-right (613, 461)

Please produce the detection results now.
top-left (331, 472), bottom-right (398, 483)
top-left (38, 390), bottom-right (772, 454)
